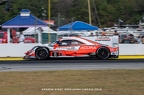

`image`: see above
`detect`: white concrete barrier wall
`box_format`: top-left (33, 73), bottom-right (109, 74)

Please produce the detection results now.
top-left (119, 44), bottom-right (144, 55)
top-left (0, 44), bottom-right (39, 57)
top-left (0, 44), bottom-right (144, 57)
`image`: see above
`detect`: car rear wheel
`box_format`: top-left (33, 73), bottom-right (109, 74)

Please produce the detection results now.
top-left (96, 47), bottom-right (110, 60)
top-left (35, 47), bottom-right (50, 60)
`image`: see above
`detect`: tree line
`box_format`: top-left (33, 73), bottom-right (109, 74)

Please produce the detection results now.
top-left (0, 0), bottom-right (144, 28)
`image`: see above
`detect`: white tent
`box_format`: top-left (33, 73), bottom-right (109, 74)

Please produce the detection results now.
top-left (23, 27), bottom-right (57, 43)
top-left (23, 26), bottom-right (57, 35)
top-left (57, 30), bottom-right (98, 37)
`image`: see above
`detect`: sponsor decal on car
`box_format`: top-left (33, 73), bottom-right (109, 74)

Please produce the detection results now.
top-left (80, 46), bottom-right (97, 49)
top-left (58, 46), bottom-right (79, 50)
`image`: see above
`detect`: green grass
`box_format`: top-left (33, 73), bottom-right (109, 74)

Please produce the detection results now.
top-left (0, 70), bottom-right (144, 95)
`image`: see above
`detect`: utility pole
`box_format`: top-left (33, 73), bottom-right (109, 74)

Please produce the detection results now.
top-left (48, 0), bottom-right (51, 43)
top-left (87, 0), bottom-right (91, 25)
top-left (92, 0), bottom-right (101, 28)
top-left (58, 13), bottom-right (61, 27)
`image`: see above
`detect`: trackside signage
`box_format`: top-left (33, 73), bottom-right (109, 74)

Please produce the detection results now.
top-left (83, 36), bottom-right (119, 47)
top-left (95, 36), bottom-right (111, 41)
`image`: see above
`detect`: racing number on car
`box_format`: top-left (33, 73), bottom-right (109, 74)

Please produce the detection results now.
top-left (53, 52), bottom-right (57, 57)
top-left (52, 51), bottom-right (59, 57)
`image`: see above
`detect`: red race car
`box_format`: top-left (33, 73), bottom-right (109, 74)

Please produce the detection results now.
top-left (24, 36), bottom-right (119, 60)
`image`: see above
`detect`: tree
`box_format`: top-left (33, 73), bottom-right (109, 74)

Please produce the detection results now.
top-left (1, 0), bottom-right (144, 27)
top-left (69, 0), bottom-right (89, 23)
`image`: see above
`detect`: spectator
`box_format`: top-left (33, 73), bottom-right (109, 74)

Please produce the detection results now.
top-left (121, 35), bottom-right (129, 44)
top-left (18, 31), bottom-right (25, 43)
top-left (113, 30), bottom-right (121, 43)
top-left (90, 32), bottom-right (94, 36)
top-left (141, 36), bottom-right (144, 44)
top-left (127, 34), bottom-right (137, 44)
top-left (114, 30), bottom-right (119, 35)
top-left (101, 31), bottom-right (106, 36)
top-left (137, 35), bottom-right (142, 44)
top-left (95, 32), bottom-right (98, 36)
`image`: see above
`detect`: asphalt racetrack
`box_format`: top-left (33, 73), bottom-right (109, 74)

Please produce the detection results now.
top-left (0, 57), bottom-right (144, 72)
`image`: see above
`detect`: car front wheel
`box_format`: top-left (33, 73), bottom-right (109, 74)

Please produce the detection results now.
top-left (35, 47), bottom-right (50, 60)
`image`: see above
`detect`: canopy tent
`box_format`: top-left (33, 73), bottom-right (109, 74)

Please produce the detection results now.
top-left (23, 27), bottom-right (57, 35)
top-left (2, 9), bottom-right (47, 28)
top-left (58, 21), bottom-right (98, 31)
top-left (23, 27), bottom-right (57, 43)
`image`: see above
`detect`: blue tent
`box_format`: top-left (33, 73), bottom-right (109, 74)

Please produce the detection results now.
top-left (2, 9), bottom-right (47, 28)
top-left (1, 9), bottom-right (48, 44)
top-left (58, 21), bottom-right (98, 31)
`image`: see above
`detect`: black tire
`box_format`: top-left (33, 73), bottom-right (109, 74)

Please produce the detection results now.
top-left (96, 47), bottom-right (110, 60)
top-left (35, 47), bottom-right (50, 60)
